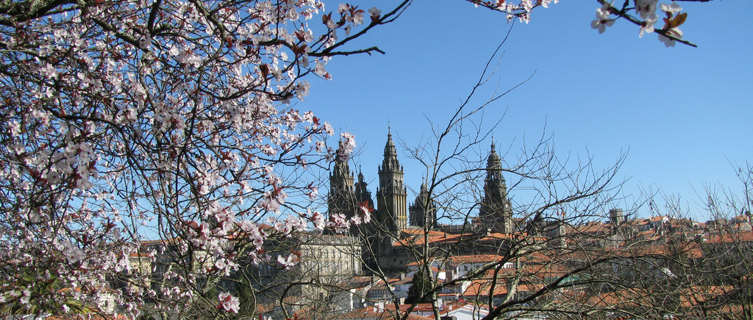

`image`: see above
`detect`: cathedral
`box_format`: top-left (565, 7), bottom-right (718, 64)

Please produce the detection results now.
top-left (327, 129), bottom-right (516, 270)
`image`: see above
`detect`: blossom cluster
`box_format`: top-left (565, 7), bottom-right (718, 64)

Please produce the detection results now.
top-left (591, 0), bottom-right (689, 47)
top-left (470, 0), bottom-right (560, 24)
top-left (470, 0), bottom-right (694, 47)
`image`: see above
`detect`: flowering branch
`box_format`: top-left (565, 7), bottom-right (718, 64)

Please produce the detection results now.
top-left (596, 0), bottom-right (698, 47)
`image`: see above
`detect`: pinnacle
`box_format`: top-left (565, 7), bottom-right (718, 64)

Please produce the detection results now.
top-left (383, 128), bottom-right (398, 160)
top-left (487, 143), bottom-right (501, 170)
top-left (386, 128), bottom-right (394, 148)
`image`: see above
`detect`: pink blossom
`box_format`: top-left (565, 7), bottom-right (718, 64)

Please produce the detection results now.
top-left (340, 132), bottom-right (357, 156)
top-left (639, 16), bottom-right (657, 38)
top-left (323, 122), bottom-right (334, 135)
top-left (635, 0), bottom-right (658, 20)
top-left (311, 210), bottom-right (326, 230)
top-left (295, 80), bottom-right (311, 100)
top-left (218, 292), bottom-right (240, 313)
top-left (240, 220), bottom-right (265, 248)
top-left (261, 186), bottom-right (287, 213)
top-left (591, 4), bottom-right (614, 34)
top-left (314, 61), bottom-right (331, 79)
top-left (277, 253), bottom-right (300, 269)
top-left (19, 290), bottom-right (30, 305)
top-left (351, 10), bottom-right (365, 25)
top-left (307, 185), bottom-right (319, 200)
top-left (358, 203), bottom-right (373, 224)
top-left (328, 213), bottom-right (350, 233)
top-left (661, 2), bottom-right (682, 14)
top-left (214, 258), bottom-right (238, 276)
top-left (658, 27), bottom-right (683, 47)
top-left (368, 7), bottom-right (381, 19)
top-left (316, 140), bottom-right (326, 152)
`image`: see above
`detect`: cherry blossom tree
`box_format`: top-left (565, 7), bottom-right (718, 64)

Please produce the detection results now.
top-left (0, 0), bottom-right (408, 317)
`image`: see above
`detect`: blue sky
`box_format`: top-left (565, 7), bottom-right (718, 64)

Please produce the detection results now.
top-left (301, 0), bottom-right (753, 220)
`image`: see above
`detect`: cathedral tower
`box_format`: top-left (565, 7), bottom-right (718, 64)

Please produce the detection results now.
top-left (355, 168), bottom-right (374, 212)
top-left (376, 129), bottom-right (408, 233)
top-left (479, 140), bottom-right (514, 233)
top-left (409, 181), bottom-right (437, 229)
top-left (328, 141), bottom-right (357, 221)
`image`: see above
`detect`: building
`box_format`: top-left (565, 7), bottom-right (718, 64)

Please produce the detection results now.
top-left (327, 129), bottom-right (519, 273)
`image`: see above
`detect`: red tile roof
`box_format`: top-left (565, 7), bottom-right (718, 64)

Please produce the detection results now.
top-left (706, 231), bottom-right (753, 243)
top-left (448, 254), bottom-right (504, 264)
top-left (463, 279), bottom-right (509, 297)
top-left (393, 231), bottom-right (538, 247)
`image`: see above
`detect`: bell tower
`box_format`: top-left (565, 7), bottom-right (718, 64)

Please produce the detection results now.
top-left (479, 140), bottom-right (514, 233)
top-left (410, 181), bottom-right (436, 229)
top-left (376, 128), bottom-right (408, 233)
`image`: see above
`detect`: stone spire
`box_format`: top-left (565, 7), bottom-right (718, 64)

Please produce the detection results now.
top-left (480, 140), bottom-right (513, 233)
top-left (376, 128), bottom-right (408, 232)
top-left (382, 127), bottom-right (401, 172)
top-left (485, 138), bottom-right (504, 187)
top-left (355, 167), bottom-right (374, 212)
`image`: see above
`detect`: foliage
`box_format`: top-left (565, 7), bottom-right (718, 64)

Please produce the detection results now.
top-left (406, 267), bottom-right (432, 304)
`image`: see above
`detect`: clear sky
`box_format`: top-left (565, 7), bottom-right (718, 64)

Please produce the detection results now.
top-left (301, 0), bottom-right (753, 221)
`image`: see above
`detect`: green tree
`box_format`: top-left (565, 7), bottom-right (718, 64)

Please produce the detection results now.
top-left (406, 267), bottom-right (433, 304)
